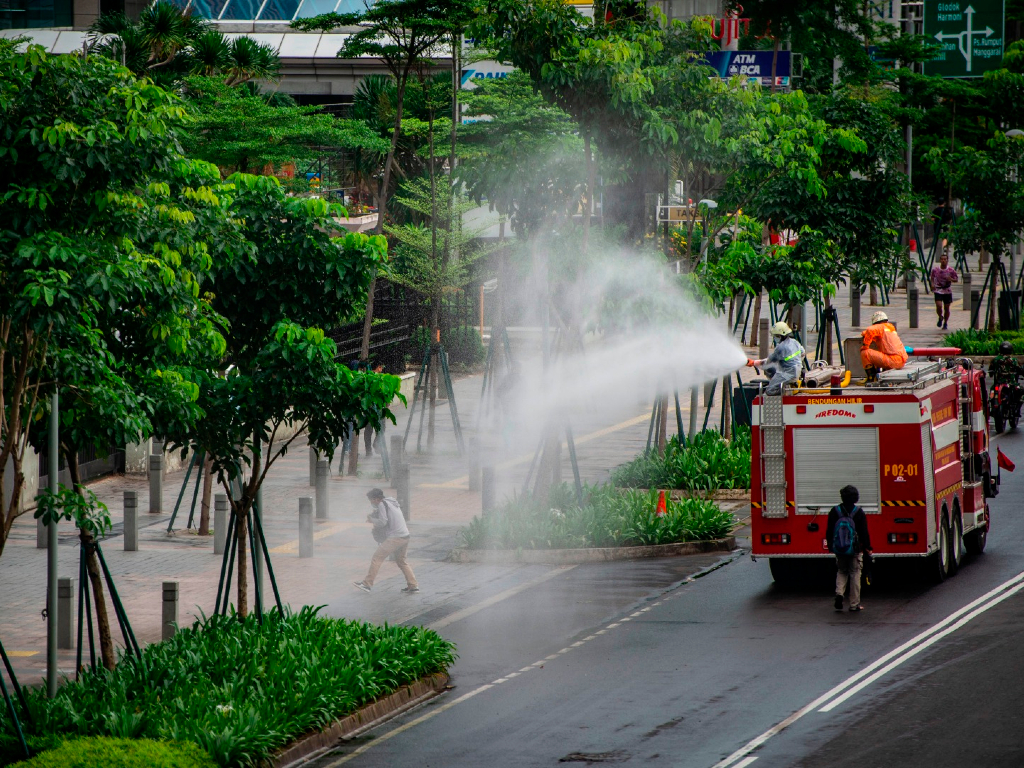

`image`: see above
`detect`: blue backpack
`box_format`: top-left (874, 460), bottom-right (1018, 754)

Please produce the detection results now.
top-left (831, 505), bottom-right (859, 556)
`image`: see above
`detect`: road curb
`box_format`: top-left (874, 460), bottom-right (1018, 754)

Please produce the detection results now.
top-left (275, 672), bottom-right (450, 767)
top-left (447, 537), bottom-right (736, 565)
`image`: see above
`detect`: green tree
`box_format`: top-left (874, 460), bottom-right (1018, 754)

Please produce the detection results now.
top-left (179, 76), bottom-right (387, 175)
top-left (170, 175), bottom-right (402, 617)
top-left (0, 43), bottom-right (240, 666)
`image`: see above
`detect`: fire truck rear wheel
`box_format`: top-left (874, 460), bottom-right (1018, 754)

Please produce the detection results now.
top-left (948, 514), bottom-right (964, 575)
top-left (928, 514), bottom-right (951, 584)
top-left (769, 558), bottom-right (805, 587)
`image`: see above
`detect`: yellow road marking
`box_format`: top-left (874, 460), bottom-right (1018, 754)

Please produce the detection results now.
top-left (6, 651), bottom-right (37, 657)
top-left (419, 413), bottom-right (652, 490)
top-left (268, 522), bottom-right (357, 554)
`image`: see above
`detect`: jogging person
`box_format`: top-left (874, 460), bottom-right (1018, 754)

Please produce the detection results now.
top-left (930, 253), bottom-right (959, 330)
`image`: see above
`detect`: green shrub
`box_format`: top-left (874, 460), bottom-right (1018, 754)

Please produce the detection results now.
top-left (9, 737), bottom-right (214, 768)
top-left (1, 608), bottom-right (456, 768)
top-left (459, 483), bottom-right (734, 550)
top-left (611, 427), bottom-right (751, 491)
top-left (943, 328), bottom-right (1024, 356)
top-left (411, 325), bottom-right (485, 367)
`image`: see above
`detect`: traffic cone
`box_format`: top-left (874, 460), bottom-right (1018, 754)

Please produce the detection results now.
top-left (656, 490), bottom-right (667, 517)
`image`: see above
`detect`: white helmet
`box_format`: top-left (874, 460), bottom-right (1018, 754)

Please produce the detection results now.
top-left (871, 311), bottom-right (888, 324)
top-left (770, 321), bottom-right (792, 338)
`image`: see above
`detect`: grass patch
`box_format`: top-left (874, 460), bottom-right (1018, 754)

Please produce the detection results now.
top-left (611, 427), bottom-right (751, 492)
top-left (8, 737), bottom-right (215, 768)
top-left (459, 483), bottom-right (734, 550)
top-left (943, 328), bottom-right (1024, 355)
top-left (1, 608), bottom-right (455, 768)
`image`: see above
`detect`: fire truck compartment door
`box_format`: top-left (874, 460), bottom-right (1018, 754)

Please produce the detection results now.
top-left (793, 427), bottom-right (880, 514)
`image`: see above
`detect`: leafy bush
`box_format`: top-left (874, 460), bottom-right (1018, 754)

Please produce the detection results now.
top-left (8, 737), bottom-right (214, 768)
top-left (411, 325), bottom-right (485, 367)
top-left (943, 328), bottom-right (1024, 355)
top-left (1, 608), bottom-right (456, 768)
top-left (611, 427), bottom-right (751, 491)
top-left (459, 483), bottom-right (734, 550)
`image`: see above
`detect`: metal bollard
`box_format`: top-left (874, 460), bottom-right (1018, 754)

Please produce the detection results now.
top-left (963, 270), bottom-right (972, 307)
top-left (758, 318), bottom-right (770, 360)
top-left (148, 451), bottom-right (163, 514)
top-left (395, 463), bottom-right (411, 520)
top-left (908, 286), bottom-right (919, 329)
top-left (124, 490), bottom-right (139, 551)
top-left (162, 581), bottom-right (178, 641)
top-left (468, 438), bottom-right (480, 492)
top-left (299, 498), bottom-right (314, 558)
top-left (481, 466), bottom-right (496, 516)
top-left (315, 459), bottom-right (329, 520)
top-left (970, 288), bottom-right (981, 329)
top-left (308, 446), bottom-right (316, 486)
top-left (851, 283), bottom-right (861, 327)
top-left (57, 577), bottom-right (74, 650)
top-left (214, 493), bottom-right (228, 554)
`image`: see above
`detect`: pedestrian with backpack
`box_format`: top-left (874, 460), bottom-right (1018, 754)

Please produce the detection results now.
top-left (353, 488), bottom-right (419, 594)
top-left (826, 485), bottom-right (872, 612)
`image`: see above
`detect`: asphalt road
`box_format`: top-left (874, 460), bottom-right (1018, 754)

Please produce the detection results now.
top-left (309, 429), bottom-right (1024, 768)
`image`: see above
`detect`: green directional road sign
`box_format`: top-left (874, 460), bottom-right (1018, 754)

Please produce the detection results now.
top-left (924, 0), bottom-right (1005, 78)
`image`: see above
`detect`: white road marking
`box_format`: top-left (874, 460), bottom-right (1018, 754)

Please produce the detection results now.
top-left (428, 566), bottom-right (576, 630)
top-left (733, 757), bottom-right (758, 768)
top-left (322, 685), bottom-right (493, 766)
top-left (711, 569), bottom-right (1024, 768)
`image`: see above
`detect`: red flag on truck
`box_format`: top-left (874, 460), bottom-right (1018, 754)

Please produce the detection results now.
top-left (998, 447), bottom-right (1015, 472)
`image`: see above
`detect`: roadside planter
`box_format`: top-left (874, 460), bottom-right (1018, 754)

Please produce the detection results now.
top-left (611, 428), bottom-right (751, 493)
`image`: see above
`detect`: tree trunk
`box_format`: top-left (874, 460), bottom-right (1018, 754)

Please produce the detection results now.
top-left (988, 250), bottom-right (997, 332)
top-left (347, 434), bottom-right (359, 476)
top-left (198, 454), bottom-right (213, 536)
top-left (750, 292), bottom-right (763, 348)
top-left (428, 302), bottom-right (441, 448)
top-left (583, 134), bottom-right (595, 258)
top-left (67, 450), bottom-right (116, 670)
top-left (869, 285), bottom-right (878, 305)
top-left (824, 292), bottom-right (834, 365)
top-left (657, 393), bottom-right (668, 456)
top-left (235, 501), bottom-right (248, 618)
top-left (721, 375), bottom-right (732, 440)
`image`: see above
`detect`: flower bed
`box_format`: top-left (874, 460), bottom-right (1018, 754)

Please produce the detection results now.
top-left (458, 483), bottom-right (735, 550)
top-left (0, 608), bottom-right (456, 768)
top-left (943, 328), bottom-right (1024, 356)
top-left (611, 427), bottom-right (751, 492)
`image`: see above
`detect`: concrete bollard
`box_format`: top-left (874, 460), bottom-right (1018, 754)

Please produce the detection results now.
top-left (148, 451), bottom-right (163, 514)
top-left (758, 318), bottom-right (770, 360)
top-left (395, 463), bottom-right (411, 520)
top-left (481, 466), bottom-right (496, 516)
top-left (315, 459), bottom-right (329, 520)
top-left (908, 286), bottom-right (919, 329)
top-left (299, 497), bottom-right (314, 558)
top-left (36, 516), bottom-right (47, 549)
top-left (123, 490), bottom-right (139, 551)
top-left (214, 493), bottom-right (228, 554)
top-left (162, 581), bottom-right (178, 641)
top-left (970, 289), bottom-right (981, 329)
top-left (851, 283), bottom-right (861, 327)
top-left (468, 439), bottom-right (480, 492)
top-left (308, 446), bottom-right (316, 486)
top-left (963, 270), bottom-right (972, 307)
top-left (390, 435), bottom-right (404, 466)
top-left (57, 577), bottom-right (74, 650)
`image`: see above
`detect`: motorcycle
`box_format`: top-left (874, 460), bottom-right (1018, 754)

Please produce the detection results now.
top-left (989, 378), bottom-right (1024, 433)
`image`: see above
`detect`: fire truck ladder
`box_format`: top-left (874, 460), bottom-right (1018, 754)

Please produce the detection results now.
top-left (760, 391), bottom-right (788, 518)
top-left (960, 381), bottom-right (975, 478)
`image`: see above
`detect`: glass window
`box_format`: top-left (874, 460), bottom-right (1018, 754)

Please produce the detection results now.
top-left (188, 0), bottom-right (232, 19)
top-left (258, 0), bottom-right (301, 19)
top-left (0, 0), bottom-right (72, 30)
top-left (294, 0), bottom-right (341, 18)
top-left (220, 0), bottom-right (263, 19)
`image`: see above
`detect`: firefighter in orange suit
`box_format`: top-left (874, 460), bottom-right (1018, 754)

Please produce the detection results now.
top-left (860, 311), bottom-right (908, 376)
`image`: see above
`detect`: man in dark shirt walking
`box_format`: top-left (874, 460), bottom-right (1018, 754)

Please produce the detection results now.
top-left (826, 485), bottom-right (872, 612)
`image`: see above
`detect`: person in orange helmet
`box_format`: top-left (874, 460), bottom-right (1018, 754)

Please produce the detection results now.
top-left (861, 311), bottom-right (908, 378)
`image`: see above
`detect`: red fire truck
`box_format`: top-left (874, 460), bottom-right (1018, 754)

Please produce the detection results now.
top-left (751, 354), bottom-right (996, 584)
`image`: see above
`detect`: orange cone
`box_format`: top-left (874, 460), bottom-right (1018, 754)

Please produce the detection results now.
top-left (656, 490), bottom-right (667, 517)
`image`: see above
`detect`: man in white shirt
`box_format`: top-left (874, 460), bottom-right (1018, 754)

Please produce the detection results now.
top-left (354, 488), bottom-right (419, 593)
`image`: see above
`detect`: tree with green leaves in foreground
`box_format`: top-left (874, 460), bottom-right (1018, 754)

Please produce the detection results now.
top-left (165, 175), bottom-right (402, 617)
top-left (179, 76), bottom-right (388, 175)
top-left (0, 42), bottom-right (244, 667)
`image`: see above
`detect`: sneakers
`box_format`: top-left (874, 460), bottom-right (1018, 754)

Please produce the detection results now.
top-left (402, 586), bottom-right (420, 593)
top-left (943, 322), bottom-right (949, 331)
top-left (849, 605), bottom-right (864, 612)
top-left (834, 594), bottom-right (844, 611)
top-left (353, 581), bottom-right (371, 593)
top-left (937, 318), bottom-right (943, 328)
